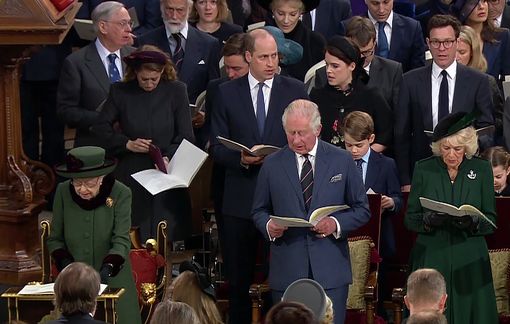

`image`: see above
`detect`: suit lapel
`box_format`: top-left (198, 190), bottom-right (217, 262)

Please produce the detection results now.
top-left (84, 43), bottom-right (110, 94)
top-left (238, 76), bottom-right (261, 141)
top-left (452, 64), bottom-right (463, 113)
top-left (181, 26), bottom-right (202, 81)
top-left (388, 14), bottom-right (404, 58)
top-left (365, 149), bottom-right (379, 191)
top-left (420, 65), bottom-right (434, 130)
top-left (281, 147), bottom-right (305, 210)
top-left (369, 56), bottom-right (383, 85)
top-left (263, 75), bottom-right (282, 142)
top-left (311, 141), bottom-right (331, 211)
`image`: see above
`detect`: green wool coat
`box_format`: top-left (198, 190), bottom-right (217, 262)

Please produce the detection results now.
top-left (405, 156), bottom-right (498, 324)
top-left (48, 180), bottom-right (141, 324)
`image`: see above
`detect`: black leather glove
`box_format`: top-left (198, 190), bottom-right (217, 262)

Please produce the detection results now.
top-left (452, 215), bottom-right (479, 232)
top-left (423, 211), bottom-right (449, 228)
top-left (51, 248), bottom-right (74, 272)
top-left (99, 254), bottom-right (125, 284)
top-left (99, 263), bottom-right (113, 284)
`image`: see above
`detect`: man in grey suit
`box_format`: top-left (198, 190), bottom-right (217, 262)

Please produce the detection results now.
top-left (394, 14), bottom-right (494, 188)
top-left (57, 1), bottom-right (134, 147)
top-left (252, 99), bottom-right (370, 324)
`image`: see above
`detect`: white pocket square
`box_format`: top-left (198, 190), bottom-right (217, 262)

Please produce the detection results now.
top-left (198, 60), bottom-right (205, 65)
top-left (330, 174), bottom-right (342, 182)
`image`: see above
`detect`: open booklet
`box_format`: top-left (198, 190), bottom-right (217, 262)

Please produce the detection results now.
top-left (18, 283), bottom-right (107, 295)
top-left (270, 205), bottom-right (349, 228)
top-left (131, 139), bottom-right (208, 195)
top-left (216, 136), bottom-right (280, 157)
top-left (419, 197), bottom-right (497, 228)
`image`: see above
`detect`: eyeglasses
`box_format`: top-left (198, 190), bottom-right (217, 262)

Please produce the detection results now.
top-left (71, 178), bottom-right (102, 190)
top-left (429, 39), bottom-right (456, 49)
top-left (360, 44), bottom-right (376, 57)
top-left (104, 19), bottom-right (134, 29)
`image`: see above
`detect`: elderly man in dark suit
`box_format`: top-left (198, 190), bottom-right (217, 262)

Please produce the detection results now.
top-left (488, 0), bottom-right (510, 28)
top-left (301, 0), bottom-right (352, 39)
top-left (57, 1), bottom-right (135, 148)
top-left (77, 0), bottom-right (163, 36)
top-left (394, 14), bottom-right (494, 189)
top-left (252, 99), bottom-right (370, 324)
top-left (316, 16), bottom-right (402, 113)
top-left (340, 0), bottom-right (426, 72)
top-left (137, 0), bottom-right (220, 103)
top-left (210, 28), bottom-right (308, 324)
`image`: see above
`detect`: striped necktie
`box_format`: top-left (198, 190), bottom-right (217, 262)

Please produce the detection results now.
top-left (301, 154), bottom-right (314, 212)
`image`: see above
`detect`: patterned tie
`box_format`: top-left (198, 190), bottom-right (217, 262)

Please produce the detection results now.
top-left (256, 82), bottom-right (266, 137)
top-left (301, 154), bottom-right (314, 212)
top-left (438, 70), bottom-right (449, 122)
top-left (107, 53), bottom-right (121, 83)
top-left (172, 33), bottom-right (184, 71)
top-left (355, 159), bottom-right (363, 178)
top-left (376, 22), bottom-right (389, 58)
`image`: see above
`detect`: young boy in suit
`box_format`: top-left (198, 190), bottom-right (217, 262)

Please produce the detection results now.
top-left (341, 111), bottom-right (402, 318)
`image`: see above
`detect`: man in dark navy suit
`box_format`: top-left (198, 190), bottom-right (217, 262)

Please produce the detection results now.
top-left (137, 0), bottom-right (220, 103)
top-left (210, 28), bottom-right (308, 324)
top-left (394, 14), bottom-right (494, 188)
top-left (301, 0), bottom-right (352, 39)
top-left (340, 0), bottom-right (426, 72)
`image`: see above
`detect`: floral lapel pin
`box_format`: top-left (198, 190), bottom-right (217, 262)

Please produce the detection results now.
top-left (467, 170), bottom-right (476, 180)
top-left (106, 197), bottom-right (114, 208)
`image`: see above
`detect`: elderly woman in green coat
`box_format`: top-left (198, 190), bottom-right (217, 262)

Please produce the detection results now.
top-left (47, 146), bottom-right (141, 324)
top-left (405, 112), bottom-right (498, 324)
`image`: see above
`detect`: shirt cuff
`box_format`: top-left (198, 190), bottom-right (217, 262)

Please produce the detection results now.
top-left (266, 220), bottom-right (276, 242)
top-left (329, 216), bottom-right (341, 239)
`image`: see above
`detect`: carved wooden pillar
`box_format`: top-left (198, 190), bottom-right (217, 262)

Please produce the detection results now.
top-left (0, 0), bottom-right (79, 285)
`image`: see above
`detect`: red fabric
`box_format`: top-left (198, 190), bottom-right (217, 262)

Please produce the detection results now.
top-left (129, 249), bottom-right (165, 301)
top-left (370, 247), bottom-right (383, 264)
top-left (50, 0), bottom-right (73, 11)
top-left (345, 311), bottom-right (386, 324)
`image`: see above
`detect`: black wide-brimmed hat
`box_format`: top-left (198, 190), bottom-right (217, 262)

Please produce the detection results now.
top-left (179, 260), bottom-right (216, 300)
top-left (450, 0), bottom-right (479, 23)
top-left (432, 112), bottom-right (476, 142)
top-left (55, 146), bottom-right (116, 179)
top-left (257, 0), bottom-right (320, 13)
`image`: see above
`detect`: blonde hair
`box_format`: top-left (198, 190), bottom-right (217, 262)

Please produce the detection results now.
top-left (150, 300), bottom-right (200, 324)
top-left (170, 271), bottom-right (223, 324)
top-left (430, 126), bottom-right (478, 159)
top-left (270, 0), bottom-right (305, 13)
top-left (459, 25), bottom-right (488, 72)
top-left (189, 0), bottom-right (229, 22)
top-left (321, 296), bottom-right (334, 324)
top-left (124, 45), bottom-right (177, 81)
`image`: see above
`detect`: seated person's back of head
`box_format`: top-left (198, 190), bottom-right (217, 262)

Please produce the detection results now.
top-left (407, 311), bottom-right (448, 324)
top-left (149, 300), bottom-right (199, 324)
top-left (265, 301), bottom-right (319, 324)
top-left (405, 268), bottom-right (447, 314)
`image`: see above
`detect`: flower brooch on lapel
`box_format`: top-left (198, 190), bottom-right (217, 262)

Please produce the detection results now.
top-left (106, 197), bottom-right (114, 208)
top-left (467, 170), bottom-right (476, 180)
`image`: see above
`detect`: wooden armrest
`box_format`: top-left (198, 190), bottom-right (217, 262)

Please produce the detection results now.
top-left (364, 271), bottom-right (378, 324)
top-left (250, 283), bottom-right (270, 324)
top-left (392, 288), bottom-right (405, 324)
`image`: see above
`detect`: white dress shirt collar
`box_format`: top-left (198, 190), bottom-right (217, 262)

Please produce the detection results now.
top-left (95, 39), bottom-right (122, 77)
top-left (368, 10), bottom-right (394, 29)
top-left (431, 60), bottom-right (457, 80)
top-left (248, 71), bottom-right (274, 89)
top-left (164, 21), bottom-right (189, 39)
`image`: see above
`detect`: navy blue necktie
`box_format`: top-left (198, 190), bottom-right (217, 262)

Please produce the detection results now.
top-left (376, 22), bottom-right (389, 58)
top-left (301, 154), bottom-right (313, 212)
top-left (107, 53), bottom-right (121, 83)
top-left (256, 82), bottom-right (266, 137)
top-left (355, 159), bottom-right (363, 178)
top-left (438, 70), bottom-right (449, 122)
top-left (172, 33), bottom-right (184, 71)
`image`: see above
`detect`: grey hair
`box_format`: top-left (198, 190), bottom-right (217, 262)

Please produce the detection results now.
top-left (159, 0), bottom-right (194, 17)
top-left (282, 99), bottom-right (322, 133)
top-left (91, 1), bottom-right (126, 33)
top-left (406, 268), bottom-right (446, 308)
top-left (430, 126), bottom-right (478, 159)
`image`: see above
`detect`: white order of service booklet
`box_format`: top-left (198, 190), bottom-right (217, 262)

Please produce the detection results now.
top-left (131, 139), bottom-right (208, 195)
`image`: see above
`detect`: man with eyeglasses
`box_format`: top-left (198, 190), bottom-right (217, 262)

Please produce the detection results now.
top-left (488, 0), bottom-right (510, 28)
top-left (394, 14), bottom-right (494, 190)
top-left (315, 16), bottom-right (402, 115)
top-left (57, 1), bottom-right (135, 148)
top-left (137, 0), bottom-right (221, 104)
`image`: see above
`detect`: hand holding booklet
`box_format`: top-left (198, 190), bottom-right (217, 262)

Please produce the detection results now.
top-left (270, 205), bottom-right (349, 227)
top-left (419, 197), bottom-right (497, 228)
top-left (131, 139), bottom-right (208, 195)
top-left (216, 136), bottom-right (280, 157)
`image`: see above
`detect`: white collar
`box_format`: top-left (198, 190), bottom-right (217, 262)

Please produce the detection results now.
top-left (95, 38), bottom-right (121, 59)
top-left (294, 137), bottom-right (319, 159)
top-left (248, 71), bottom-right (274, 90)
top-left (165, 21), bottom-right (189, 39)
top-left (368, 10), bottom-right (394, 28)
top-left (431, 60), bottom-right (457, 79)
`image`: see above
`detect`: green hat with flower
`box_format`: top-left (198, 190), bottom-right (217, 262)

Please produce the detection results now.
top-left (55, 146), bottom-right (116, 179)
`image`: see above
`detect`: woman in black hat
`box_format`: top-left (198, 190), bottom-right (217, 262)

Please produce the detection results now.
top-left (92, 45), bottom-right (195, 242)
top-left (309, 36), bottom-right (392, 152)
top-left (405, 112), bottom-right (498, 324)
top-left (47, 146), bottom-right (141, 324)
top-left (451, 0), bottom-right (510, 79)
top-left (257, 0), bottom-right (325, 81)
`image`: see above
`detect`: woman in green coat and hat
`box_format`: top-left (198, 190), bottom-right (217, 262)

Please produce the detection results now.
top-left (47, 146), bottom-right (141, 324)
top-left (405, 112), bottom-right (498, 324)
